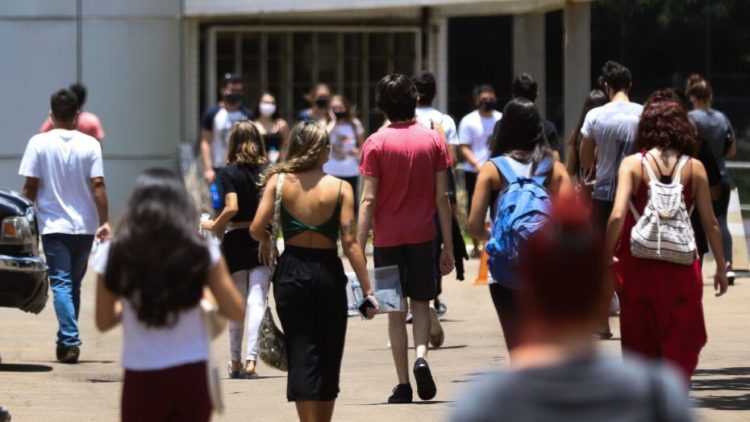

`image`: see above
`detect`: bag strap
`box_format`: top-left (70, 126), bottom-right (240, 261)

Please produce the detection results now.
top-left (671, 155), bottom-right (690, 185)
top-left (532, 157), bottom-right (553, 185)
top-left (268, 173), bottom-right (285, 273)
top-left (640, 153), bottom-right (660, 183)
top-left (490, 156), bottom-right (518, 184)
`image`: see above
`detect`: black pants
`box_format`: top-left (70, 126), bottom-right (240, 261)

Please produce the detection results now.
top-left (273, 246), bottom-right (348, 401)
top-left (341, 176), bottom-right (359, 214)
top-left (593, 198), bottom-right (614, 239)
top-left (489, 284), bottom-right (521, 352)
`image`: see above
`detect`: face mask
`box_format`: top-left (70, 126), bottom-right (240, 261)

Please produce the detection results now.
top-left (225, 93), bottom-right (242, 105)
top-left (259, 103), bottom-right (276, 117)
top-left (334, 111), bottom-right (346, 120)
top-left (479, 100), bottom-right (496, 111)
top-left (315, 98), bottom-right (330, 108)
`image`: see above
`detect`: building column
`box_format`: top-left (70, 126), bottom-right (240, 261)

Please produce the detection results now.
top-left (429, 16), bottom-right (449, 112)
top-left (563, 1), bottom-right (591, 138)
top-left (513, 13), bottom-right (546, 115)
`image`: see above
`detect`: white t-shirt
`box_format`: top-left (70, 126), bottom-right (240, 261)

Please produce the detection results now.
top-left (458, 110), bottom-right (502, 173)
top-left (323, 120), bottom-right (365, 178)
top-left (415, 106), bottom-right (459, 145)
top-left (18, 129), bottom-right (104, 235)
top-left (92, 239), bottom-right (221, 371)
top-left (580, 101), bottom-right (643, 201)
top-left (210, 108), bottom-right (251, 168)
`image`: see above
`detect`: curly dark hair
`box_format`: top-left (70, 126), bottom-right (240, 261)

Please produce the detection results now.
top-left (634, 90), bottom-right (697, 156)
top-left (376, 74), bottom-right (417, 122)
top-left (105, 168), bottom-right (210, 328)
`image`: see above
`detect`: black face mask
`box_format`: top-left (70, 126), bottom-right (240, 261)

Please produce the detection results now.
top-left (225, 93), bottom-right (243, 105)
top-left (334, 111), bottom-right (346, 120)
top-left (479, 100), bottom-right (496, 111)
top-left (315, 98), bottom-right (330, 108)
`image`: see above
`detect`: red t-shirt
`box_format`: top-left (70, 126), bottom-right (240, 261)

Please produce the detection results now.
top-left (40, 111), bottom-right (105, 141)
top-left (359, 121), bottom-right (452, 247)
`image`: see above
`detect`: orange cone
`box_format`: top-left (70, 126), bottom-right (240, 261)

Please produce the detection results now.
top-left (474, 221), bottom-right (491, 285)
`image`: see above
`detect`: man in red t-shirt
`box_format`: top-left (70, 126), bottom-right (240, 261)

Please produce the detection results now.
top-left (40, 83), bottom-right (105, 142)
top-left (358, 74), bottom-right (455, 404)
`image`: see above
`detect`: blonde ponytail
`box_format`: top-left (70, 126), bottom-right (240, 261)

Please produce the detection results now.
top-left (261, 120), bottom-right (329, 187)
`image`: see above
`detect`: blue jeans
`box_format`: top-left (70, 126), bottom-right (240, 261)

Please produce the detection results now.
top-left (42, 234), bottom-right (94, 347)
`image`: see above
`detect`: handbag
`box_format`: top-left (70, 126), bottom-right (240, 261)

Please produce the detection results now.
top-left (258, 173), bottom-right (289, 371)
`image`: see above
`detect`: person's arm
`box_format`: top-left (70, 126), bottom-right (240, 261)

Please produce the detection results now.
top-left (340, 182), bottom-right (377, 318)
top-left (565, 137), bottom-right (578, 176)
top-left (200, 129), bottom-right (215, 184)
top-left (91, 177), bottom-right (110, 241)
top-left (22, 177), bottom-right (39, 202)
top-left (725, 132), bottom-right (737, 159)
top-left (207, 257), bottom-right (245, 322)
top-left (468, 162), bottom-right (497, 241)
top-left (693, 160), bottom-right (728, 296)
top-left (357, 176), bottom-right (378, 250)
top-left (40, 116), bottom-right (53, 133)
top-left (435, 170), bottom-right (455, 275)
top-left (605, 157), bottom-right (637, 259)
top-left (202, 192), bottom-right (238, 237)
top-left (95, 274), bottom-right (122, 332)
top-left (548, 162), bottom-right (573, 196)
top-left (460, 145), bottom-right (482, 172)
top-left (579, 136), bottom-right (596, 170)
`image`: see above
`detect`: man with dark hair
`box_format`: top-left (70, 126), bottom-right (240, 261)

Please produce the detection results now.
top-left (579, 60), bottom-right (642, 338)
top-left (511, 73), bottom-right (560, 160)
top-left (458, 84), bottom-right (502, 257)
top-left (359, 74), bottom-right (455, 403)
top-left (200, 73), bottom-right (253, 207)
top-left (20, 89), bottom-right (110, 363)
top-left (40, 83), bottom-right (105, 141)
top-left (451, 196), bottom-right (693, 422)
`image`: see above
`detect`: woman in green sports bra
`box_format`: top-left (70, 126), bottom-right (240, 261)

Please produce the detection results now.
top-left (250, 121), bottom-right (377, 422)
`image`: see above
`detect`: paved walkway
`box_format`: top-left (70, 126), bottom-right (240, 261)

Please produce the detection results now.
top-left (1, 258), bottom-right (748, 421)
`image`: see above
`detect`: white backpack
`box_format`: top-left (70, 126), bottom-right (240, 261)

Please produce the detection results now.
top-left (629, 153), bottom-right (696, 265)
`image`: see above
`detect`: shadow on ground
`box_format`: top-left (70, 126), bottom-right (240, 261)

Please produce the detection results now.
top-left (692, 367), bottom-right (750, 411)
top-left (0, 363), bottom-right (53, 373)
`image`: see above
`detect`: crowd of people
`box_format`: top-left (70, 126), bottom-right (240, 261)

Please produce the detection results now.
top-left (15, 59), bottom-right (738, 421)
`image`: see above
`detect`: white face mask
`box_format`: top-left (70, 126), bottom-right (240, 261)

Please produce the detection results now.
top-left (259, 103), bottom-right (276, 117)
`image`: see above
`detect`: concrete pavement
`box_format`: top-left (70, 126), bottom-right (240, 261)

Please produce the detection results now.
top-left (1, 257), bottom-right (749, 421)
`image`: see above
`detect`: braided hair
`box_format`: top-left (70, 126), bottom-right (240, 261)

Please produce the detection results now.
top-left (260, 120), bottom-right (329, 186)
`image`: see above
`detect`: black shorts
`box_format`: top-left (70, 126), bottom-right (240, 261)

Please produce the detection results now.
top-left (374, 240), bottom-right (436, 301)
top-left (221, 228), bottom-right (261, 273)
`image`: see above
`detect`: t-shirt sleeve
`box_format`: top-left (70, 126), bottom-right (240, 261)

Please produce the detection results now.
top-left (580, 109), bottom-right (596, 140)
top-left (18, 138), bottom-right (40, 178)
top-left (444, 116), bottom-right (460, 146)
top-left (92, 241), bottom-right (111, 275)
top-left (434, 134), bottom-right (452, 172)
top-left (449, 372), bottom-right (510, 422)
top-left (359, 137), bottom-right (381, 178)
top-left (458, 116), bottom-right (473, 146)
top-left (90, 141), bottom-right (105, 179)
top-left (654, 366), bottom-right (695, 422)
top-left (201, 106), bottom-right (219, 131)
top-left (220, 166), bottom-right (237, 194)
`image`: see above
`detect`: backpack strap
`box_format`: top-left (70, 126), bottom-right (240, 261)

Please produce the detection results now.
top-left (490, 157), bottom-right (519, 185)
top-left (671, 155), bottom-right (691, 185)
top-left (532, 157), bottom-right (554, 185)
top-left (641, 153), bottom-right (660, 183)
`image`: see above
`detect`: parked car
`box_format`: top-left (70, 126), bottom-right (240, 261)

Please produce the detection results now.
top-left (0, 190), bottom-right (47, 314)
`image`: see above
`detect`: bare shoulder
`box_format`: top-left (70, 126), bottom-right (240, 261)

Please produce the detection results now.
top-left (620, 154), bottom-right (643, 170)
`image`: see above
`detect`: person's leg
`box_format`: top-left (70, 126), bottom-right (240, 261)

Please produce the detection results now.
top-left (388, 310), bottom-right (410, 384)
top-left (295, 401), bottom-right (334, 422)
top-left (488, 284), bottom-right (522, 352)
top-left (42, 234), bottom-right (79, 348)
top-left (228, 270), bottom-right (250, 373)
top-left (167, 362), bottom-right (212, 422)
top-left (592, 199), bottom-right (614, 336)
top-left (68, 235), bottom-right (94, 320)
top-left (245, 267), bottom-right (271, 371)
top-left (406, 241), bottom-right (438, 400)
top-left (464, 171), bottom-right (480, 256)
top-left (714, 176), bottom-right (732, 267)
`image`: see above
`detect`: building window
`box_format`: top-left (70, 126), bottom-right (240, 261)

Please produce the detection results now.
top-left (206, 27), bottom-right (420, 134)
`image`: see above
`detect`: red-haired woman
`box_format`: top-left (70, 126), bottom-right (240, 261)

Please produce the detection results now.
top-left (605, 90), bottom-right (728, 382)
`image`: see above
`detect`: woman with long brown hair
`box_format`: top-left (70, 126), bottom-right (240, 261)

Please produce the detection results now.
top-left (251, 121), bottom-right (376, 422)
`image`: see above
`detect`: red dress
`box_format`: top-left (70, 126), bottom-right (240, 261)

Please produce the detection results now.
top-left (614, 177), bottom-right (707, 382)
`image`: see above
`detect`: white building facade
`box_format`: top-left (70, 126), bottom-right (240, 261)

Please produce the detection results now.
top-left (1, 0), bottom-right (592, 214)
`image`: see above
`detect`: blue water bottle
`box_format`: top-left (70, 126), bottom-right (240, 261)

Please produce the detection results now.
top-left (351, 278), bottom-right (364, 306)
top-left (209, 182), bottom-right (221, 211)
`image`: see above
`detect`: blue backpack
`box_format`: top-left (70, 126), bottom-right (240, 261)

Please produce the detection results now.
top-left (485, 157), bottom-right (553, 286)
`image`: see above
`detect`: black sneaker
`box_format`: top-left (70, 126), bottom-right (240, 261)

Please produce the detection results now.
top-left (413, 358), bottom-right (436, 400)
top-left (56, 345), bottom-right (80, 364)
top-left (387, 383), bottom-right (413, 404)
